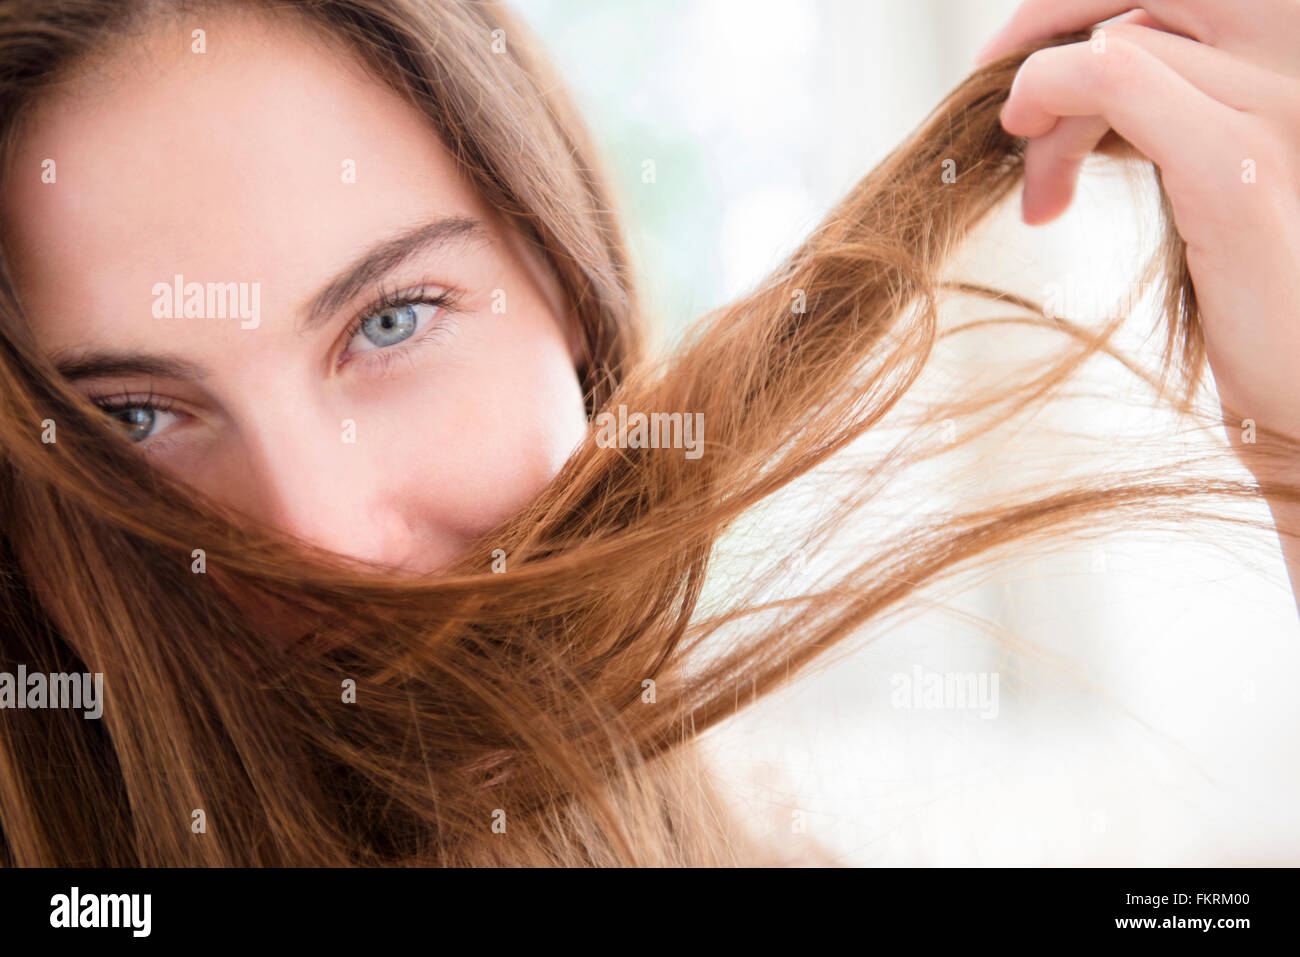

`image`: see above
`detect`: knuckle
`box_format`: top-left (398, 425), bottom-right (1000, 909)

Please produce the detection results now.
top-left (1017, 46), bottom-right (1053, 84)
top-left (1087, 37), bottom-right (1143, 93)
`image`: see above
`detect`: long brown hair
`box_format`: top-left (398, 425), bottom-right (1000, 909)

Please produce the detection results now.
top-left (0, 0), bottom-right (1295, 866)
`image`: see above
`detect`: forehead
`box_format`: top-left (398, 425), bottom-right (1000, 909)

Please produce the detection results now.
top-left (0, 6), bottom-right (496, 349)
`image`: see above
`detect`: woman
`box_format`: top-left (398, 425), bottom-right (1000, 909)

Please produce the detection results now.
top-left (0, 0), bottom-right (1296, 866)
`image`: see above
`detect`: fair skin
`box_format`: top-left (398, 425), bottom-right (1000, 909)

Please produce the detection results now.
top-left (980, 0), bottom-right (1300, 613)
top-left (1, 9), bottom-right (590, 576)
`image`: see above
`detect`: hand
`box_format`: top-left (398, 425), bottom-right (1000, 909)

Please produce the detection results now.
top-left (976, 0), bottom-right (1300, 454)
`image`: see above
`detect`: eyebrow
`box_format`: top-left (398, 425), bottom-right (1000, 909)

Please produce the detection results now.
top-left (55, 352), bottom-right (208, 382)
top-left (299, 215), bottom-right (488, 333)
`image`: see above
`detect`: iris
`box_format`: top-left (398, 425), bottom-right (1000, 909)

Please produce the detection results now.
top-left (360, 303), bottom-right (418, 347)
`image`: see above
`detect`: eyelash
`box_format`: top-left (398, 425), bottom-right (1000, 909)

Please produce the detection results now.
top-left (88, 384), bottom-right (176, 418)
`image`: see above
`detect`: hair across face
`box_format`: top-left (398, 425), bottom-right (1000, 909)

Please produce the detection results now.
top-left (1, 5), bottom-right (591, 574)
top-left (0, 1), bottom-right (1276, 869)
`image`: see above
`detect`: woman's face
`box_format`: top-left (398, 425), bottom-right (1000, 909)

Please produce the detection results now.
top-left (1, 9), bottom-right (590, 574)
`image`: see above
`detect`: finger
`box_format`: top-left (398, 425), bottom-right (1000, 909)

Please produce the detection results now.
top-left (1000, 37), bottom-right (1246, 207)
top-left (1010, 27), bottom-right (1295, 224)
top-left (1020, 115), bottom-right (1112, 224)
top-left (975, 0), bottom-right (1300, 74)
top-left (1017, 121), bottom-right (1152, 223)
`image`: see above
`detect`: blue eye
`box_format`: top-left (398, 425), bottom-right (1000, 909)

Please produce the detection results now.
top-left (358, 303), bottom-right (419, 348)
top-left (344, 292), bottom-right (455, 357)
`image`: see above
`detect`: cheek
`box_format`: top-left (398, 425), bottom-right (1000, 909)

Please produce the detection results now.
top-left (371, 316), bottom-right (588, 548)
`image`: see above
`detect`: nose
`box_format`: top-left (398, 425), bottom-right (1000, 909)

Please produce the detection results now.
top-left (229, 403), bottom-right (424, 572)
